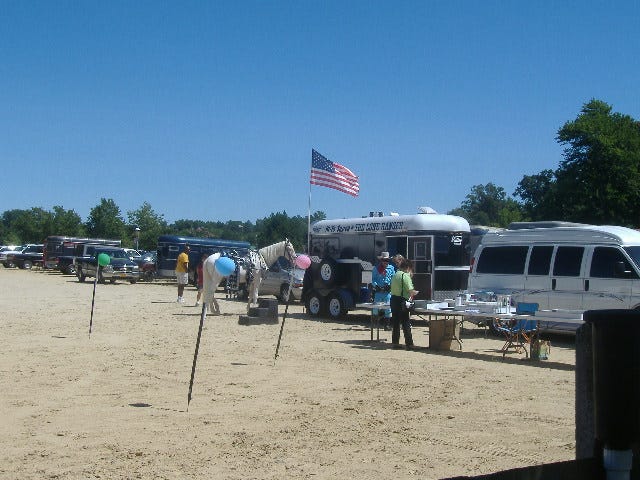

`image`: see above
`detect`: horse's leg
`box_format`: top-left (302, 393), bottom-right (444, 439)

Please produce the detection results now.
top-left (247, 279), bottom-right (253, 310)
top-left (210, 293), bottom-right (220, 315)
top-left (251, 276), bottom-right (261, 306)
top-left (247, 274), bottom-right (262, 312)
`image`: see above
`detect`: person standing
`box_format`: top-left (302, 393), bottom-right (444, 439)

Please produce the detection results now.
top-left (175, 245), bottom-right (190, 304)
top-left (390, 258), bottom-right (418, 349)
top-left (391, 253), bottom-right (405, 270)
top-left (195, 252), bottom-right (209, 306)
top-left (371, 251), bottom-right (394, 329)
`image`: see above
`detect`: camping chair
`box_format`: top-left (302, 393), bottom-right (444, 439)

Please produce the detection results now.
top-left (496, 302), bottom-right (539, 358)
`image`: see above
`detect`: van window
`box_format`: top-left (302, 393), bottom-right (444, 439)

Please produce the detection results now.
top-left (590, 247), bottom-right (639, 279)
top-left (528, 246), bottom-right (553, 275)
top-left (553, 246), bottom-right (584, 277)
top-left (476, 246), bottom-right (528, 274)
top-left (623, 246), bottom-right (640, 270)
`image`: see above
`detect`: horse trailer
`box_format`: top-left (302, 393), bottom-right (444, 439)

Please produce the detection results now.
top-left (304, 210), bottom-right (471, 319)
top-left (156, 235), bottom-right (251, 283)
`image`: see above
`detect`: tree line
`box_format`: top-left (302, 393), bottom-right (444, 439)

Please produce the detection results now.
top-left (3, 99), bottom-right (639, 249)
top-left (449, 99), bottom-right (640, 227)
top-left (0, 199), bottom-right (326, 253)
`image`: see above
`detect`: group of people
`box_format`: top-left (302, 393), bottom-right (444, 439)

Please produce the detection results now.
top-left (371, 252), bottom-right (418, 349)
top-left (176, 244), bottom-right (418, 348)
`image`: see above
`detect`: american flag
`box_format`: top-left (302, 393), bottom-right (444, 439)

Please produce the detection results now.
top-left (310, 149), bottom-right (359, 197)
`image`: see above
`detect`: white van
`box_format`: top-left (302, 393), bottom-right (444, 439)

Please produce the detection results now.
top-left (468, 222), bottom-right (640, 333)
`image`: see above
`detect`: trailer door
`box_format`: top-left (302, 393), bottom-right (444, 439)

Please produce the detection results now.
top-left (408, 236), bottom-right (432, 300)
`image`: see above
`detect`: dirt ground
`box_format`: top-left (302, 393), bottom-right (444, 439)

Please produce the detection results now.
top-left (0, 268), bottom-right (577, 479)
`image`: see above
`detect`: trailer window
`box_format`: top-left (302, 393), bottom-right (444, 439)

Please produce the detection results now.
top-left (434, 234), bottom-right (468, 266)
top-left (476, 246), bottom-right (528, 274)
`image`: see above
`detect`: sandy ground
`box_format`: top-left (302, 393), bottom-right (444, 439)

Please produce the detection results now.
top-left (0, 268), bottom-right (577, 480)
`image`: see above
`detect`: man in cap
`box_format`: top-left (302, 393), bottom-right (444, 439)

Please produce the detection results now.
top-left (175, 244), bottom-right (190, 303)
top-left (371, 251), bottom-right (394, 329)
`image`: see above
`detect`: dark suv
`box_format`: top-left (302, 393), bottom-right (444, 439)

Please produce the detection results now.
top-left (5, 244), bottom-right (44, 269)
top-left (76, 247), bottom-right (140, 284)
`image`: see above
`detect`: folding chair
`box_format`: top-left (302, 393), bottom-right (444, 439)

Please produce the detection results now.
top-left (496, 302), bottom-right (539, 358)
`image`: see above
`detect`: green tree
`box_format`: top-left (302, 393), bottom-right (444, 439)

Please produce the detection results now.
top-left (513, 169), bottom-right (558, 221)
top-left (2, 208), bottom-right (53, 243)
top-left (254, 211), bottom-right (319, 252)
top-left (449, 183), bottom-right (522, 227)
top-left (554, 99), bottom-right (640, 225)
top-left (50, 206), bottom-right (85, 237)
top-left (127, 202), bottom-right (168, 250)
top-left (86, 198), bottom-right (127, 241)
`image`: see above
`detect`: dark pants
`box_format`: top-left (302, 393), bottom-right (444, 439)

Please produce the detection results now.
top-left (390, 295), bottom-right (413, 346)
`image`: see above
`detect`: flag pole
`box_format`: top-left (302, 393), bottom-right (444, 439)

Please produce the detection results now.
top-left (307, 149), bottom-right (312, 254)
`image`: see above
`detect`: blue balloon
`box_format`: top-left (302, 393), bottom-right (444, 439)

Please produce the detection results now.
top-left (214, 256), bottom-right (235, 277)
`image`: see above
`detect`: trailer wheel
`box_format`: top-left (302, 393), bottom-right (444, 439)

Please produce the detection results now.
top-left (327, 292), bottom-right (347, 319)
top-left (305, 290), bottom-right (324, 316)
top-left (318, 258), bottom-right (340, 287)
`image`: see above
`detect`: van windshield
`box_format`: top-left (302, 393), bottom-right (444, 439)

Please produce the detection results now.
top-left (623, 247), bottom-right (640, 270)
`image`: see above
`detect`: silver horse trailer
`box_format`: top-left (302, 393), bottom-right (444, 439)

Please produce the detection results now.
top-left (304, 210), bottom-right (471, 319)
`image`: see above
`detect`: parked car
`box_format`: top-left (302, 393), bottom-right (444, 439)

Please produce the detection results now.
top-left (7, 244), bottom-right (44, 269)
top-left (124, 248), bottom-right (142, 260)
top-left (259, 256), bottom-right (304, 302)
top-left (0, 245), bottom-right (23, 267)
top-left (468, 221), bottom-right (640, 334)
top-left (137, 251), bottom-right (157, 281)
top-left (76, 247), bottom-right (140, 284)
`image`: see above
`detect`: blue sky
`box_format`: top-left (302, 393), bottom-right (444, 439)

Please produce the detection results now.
top-left (1, 1), bottom-right (639, 224)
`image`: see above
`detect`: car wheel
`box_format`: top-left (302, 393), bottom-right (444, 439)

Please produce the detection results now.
top-left (305, 290), bottom-right (324, 317)
top-left (278, 284), bottom-right (291, 303)
top-left (22, 260), bottom-right (33, 270)
top-left (66, 264), bottom-right (76, 275)
top-left (327, 291), bottom-right (348, 319)
top-left (109, 278), bottom-right (116, 284)
top-left (130, 279), bottom-right (137, 284)
top-left (78, 268), bottom-right (86, 282)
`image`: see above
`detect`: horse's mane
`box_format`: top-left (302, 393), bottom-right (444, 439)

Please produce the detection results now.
top-left (258, 240), bottom-right (295, 267)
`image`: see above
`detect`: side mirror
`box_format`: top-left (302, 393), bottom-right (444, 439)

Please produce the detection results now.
top-left (615, 261), bottom-right (631, 278)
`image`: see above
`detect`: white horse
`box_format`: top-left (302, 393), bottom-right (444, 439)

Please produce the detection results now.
top-left (202, 253), bottom-right (224, 315)
top-left (246, 239), bottom-right (296, 311)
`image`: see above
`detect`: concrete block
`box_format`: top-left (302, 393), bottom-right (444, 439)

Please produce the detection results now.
top-left (238, 315), bottom-right (279, 325)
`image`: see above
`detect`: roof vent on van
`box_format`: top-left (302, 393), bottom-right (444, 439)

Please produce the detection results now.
top-left (418, 206), bottom-right (437, 214)
top-left (507, 221), bottom-right (589, 230)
